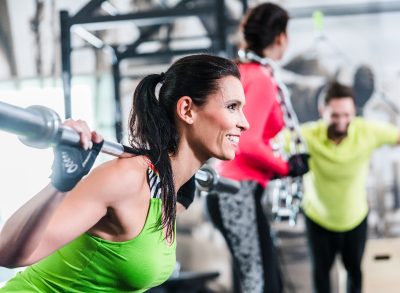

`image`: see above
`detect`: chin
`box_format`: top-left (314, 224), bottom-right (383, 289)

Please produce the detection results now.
top-left (212, 146), bottom-right (236, 161)
top-left (336, 130), bottom-right (348, 136)
top-left (221, 152), bottom-right (235, 161)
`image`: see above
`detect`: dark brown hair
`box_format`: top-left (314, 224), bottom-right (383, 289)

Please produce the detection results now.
top-left (324, 81), bottom-right (355, 105)
top-left (241, 2), bottom-right (289, 56)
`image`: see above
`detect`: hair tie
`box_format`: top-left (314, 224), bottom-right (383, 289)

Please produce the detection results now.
top-left (155, 73), bottom-right (165, 101)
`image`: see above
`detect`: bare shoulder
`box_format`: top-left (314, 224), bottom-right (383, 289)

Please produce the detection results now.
top-left (84, 155), bottom-right (149, 204)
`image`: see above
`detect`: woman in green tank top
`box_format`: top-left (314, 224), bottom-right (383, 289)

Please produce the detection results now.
top-left (0, 54), bottom-right (249, 292)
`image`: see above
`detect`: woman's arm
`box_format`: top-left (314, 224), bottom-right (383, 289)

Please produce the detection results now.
top-left (0, 185), bottom-right (66, 267)
top-left (0, 120), bottom-right (104, 268)
top-left (18, 155), bottom-right (148, 267)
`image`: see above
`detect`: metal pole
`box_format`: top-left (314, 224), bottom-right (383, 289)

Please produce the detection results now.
top-left (111, 53), bottom-right (123, 142)
top-left (215, 0), bottom-right (226, 54)
top-left (60, 10), bottom-right (72, 119)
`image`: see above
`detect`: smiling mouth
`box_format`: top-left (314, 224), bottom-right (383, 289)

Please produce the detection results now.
top-left (227, 135), bottom-right (239, 144)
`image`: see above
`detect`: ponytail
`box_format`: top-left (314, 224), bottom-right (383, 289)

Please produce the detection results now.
top-left (129, 73), bottom-right (177, 240)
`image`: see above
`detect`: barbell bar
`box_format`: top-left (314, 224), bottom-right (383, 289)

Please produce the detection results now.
top-left (0, 100), bottom-right (240, 193)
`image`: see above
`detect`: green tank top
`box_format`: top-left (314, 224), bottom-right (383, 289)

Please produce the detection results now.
top-left (1, 161), bottom-right (176, 292)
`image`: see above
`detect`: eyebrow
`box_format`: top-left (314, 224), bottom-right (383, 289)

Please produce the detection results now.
top-left (224, 99), bottom-right (244, 106)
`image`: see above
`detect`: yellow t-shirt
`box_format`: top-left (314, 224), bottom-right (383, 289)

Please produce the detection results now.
top-left (301, 117), bottom-right (398, 231)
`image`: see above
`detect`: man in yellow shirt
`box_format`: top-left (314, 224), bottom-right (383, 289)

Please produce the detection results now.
top-left (300, 81), bottom-right (400, 293)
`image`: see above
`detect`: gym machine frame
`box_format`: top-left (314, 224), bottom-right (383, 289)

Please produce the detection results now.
top-left (60, 0), bottom-right (236, 142)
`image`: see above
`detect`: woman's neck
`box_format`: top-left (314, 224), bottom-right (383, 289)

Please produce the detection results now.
top-left (170, 142), bottom-right (205, 190)
top-left (262, 46), bottom-right (280, 61)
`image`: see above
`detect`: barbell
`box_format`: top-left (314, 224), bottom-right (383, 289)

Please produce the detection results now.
top-left (0, 100), bottom-right (239, 193)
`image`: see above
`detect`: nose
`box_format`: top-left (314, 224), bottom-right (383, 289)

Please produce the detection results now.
top-left (337, 117), bottom-right (348, 127)
top-left (238, 111), bottom-right (250, 132)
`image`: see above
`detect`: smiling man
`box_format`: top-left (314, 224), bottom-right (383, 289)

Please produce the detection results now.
top-left (300, 81), bottom-right (400, 293)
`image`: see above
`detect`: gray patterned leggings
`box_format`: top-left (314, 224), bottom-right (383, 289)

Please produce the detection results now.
top-left (206, 180), bottom-right (282, 293)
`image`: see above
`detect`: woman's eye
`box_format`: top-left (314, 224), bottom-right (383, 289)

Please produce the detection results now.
top-left (227, 103), bottom-right (237, 111)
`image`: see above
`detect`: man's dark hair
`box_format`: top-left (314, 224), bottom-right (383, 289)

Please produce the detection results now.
top-left (324, 81), bottom-right (355, 105)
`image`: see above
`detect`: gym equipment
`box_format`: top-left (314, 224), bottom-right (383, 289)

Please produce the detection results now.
top-left (0, 100), bottom-right (239, 194)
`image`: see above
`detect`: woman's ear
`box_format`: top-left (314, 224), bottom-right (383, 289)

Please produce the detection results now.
top-left (276, 32), bottom-right (287, 46)
top-left (176, 96), bottom-right (195, 124)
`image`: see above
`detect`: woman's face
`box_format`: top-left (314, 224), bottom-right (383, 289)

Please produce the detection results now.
top-left (189, 76), bottom-right (249, 162)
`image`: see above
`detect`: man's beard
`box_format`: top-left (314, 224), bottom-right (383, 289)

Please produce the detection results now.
top-left (327, 123), bottom-right (349, 141)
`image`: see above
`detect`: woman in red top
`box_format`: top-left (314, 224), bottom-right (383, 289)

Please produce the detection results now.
top-left (206, 3), bottom-right (309, 293)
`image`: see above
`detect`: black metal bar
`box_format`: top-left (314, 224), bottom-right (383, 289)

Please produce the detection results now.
top-left (73, 0), bottom-right (106, 19)
top-left (60, 10), bottom-right (72, 119)
top-left (118, 24), bottom-right (164, 54)
top-left (117, 34), bottom-right (214, 54)
top-left (189, 0), bottom-right (215, 38)
top-left (197, 15), bottom-right (214, 39)
top-left (111, 55), bottom-right (123, 142)
top-left (215, 0), bottom-right (226, 54)
top-left (241, 0), bottom-right (248, 13)
top-left (70, 4), bottom-right (214, 25)
top-left (116, 0), bottom-right (195, 55)
top-left (118, 47), bottom-right (212, 60)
